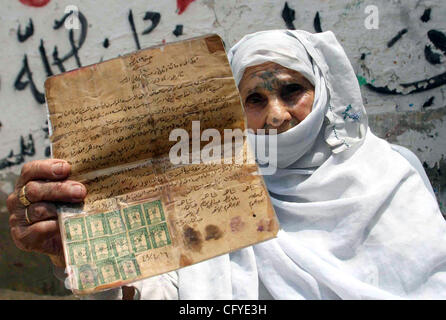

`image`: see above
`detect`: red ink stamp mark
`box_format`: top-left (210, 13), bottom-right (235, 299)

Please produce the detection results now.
top-left (177, 0), bottom-right (196, 15)
top-left (19, 0), bottom-right (50, 7)
top-left (230, 216), bottom-right (245, 233)
top-left (257, 219), bottom-right (274, 232)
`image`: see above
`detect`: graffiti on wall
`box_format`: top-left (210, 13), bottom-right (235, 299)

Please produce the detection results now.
top-left (363, 11), bottom-right (446, 96)
top-left (0, 0), bottom-right (201, 170)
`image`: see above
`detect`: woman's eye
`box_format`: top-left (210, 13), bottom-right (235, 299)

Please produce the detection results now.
top-left (246, 93), bottom-right (265, 105)
top-left (281, 84), bottom-right (302, 98)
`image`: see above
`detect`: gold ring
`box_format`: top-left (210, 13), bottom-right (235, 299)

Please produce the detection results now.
top-left (19, 185), bottom-right (31, 207)
top-left (25, 207), bottom-right (32, 225)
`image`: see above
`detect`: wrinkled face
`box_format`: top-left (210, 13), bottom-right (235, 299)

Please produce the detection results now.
top-left (238, 62), bottom-right (315, 134)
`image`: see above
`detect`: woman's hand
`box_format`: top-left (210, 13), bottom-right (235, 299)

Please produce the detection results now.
top-left (6, 159), bottom-right (87, 268)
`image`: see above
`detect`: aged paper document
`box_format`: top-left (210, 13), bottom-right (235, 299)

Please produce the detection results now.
top-left (45, 34), bottom-right (278, 295)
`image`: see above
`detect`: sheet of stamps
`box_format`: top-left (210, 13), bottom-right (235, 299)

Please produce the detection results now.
top-left (63, 200), bottom-right (165, 291)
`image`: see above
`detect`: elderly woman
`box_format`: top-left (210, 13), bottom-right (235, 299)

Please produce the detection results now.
top-left (7, 30), bottom-right (446, 300)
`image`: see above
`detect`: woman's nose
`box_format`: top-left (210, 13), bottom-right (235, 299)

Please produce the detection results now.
top-left (265, 98), bottom-right (292, 128)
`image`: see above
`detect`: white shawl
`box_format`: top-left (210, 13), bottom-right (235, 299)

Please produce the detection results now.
top-left (177, 30), bottom-right (446, 300)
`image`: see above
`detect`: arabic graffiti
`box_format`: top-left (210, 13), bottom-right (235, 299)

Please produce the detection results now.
top-left (2, 5), bottom-right (196, 170)
top-left (280, 3), bottom-right (446, 97)
top-left (17, 18), bottom-right (34, 42)
top-left (14, 55), bottom-right (45, 103)
top-left (281, 3), bottom-right (322, 33)
top-left (282, 2), bottom-right (296, 30)
top-left (362, 9), bottom-right (446, 95)
top-left (0, 134), bottom-right (35, 170)
top-left (14, 10), bottom-right (88, 104)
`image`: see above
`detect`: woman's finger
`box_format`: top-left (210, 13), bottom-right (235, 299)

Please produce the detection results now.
top-left (17, 159), bottom-right (70, 188)
top-left (24, 180), bottom-right (87, 203)
top-left (8, 204), bottom-right (56, 227)
top-left (10, 220), bottom-right (61, 255)
top-left (25, 202), bottom-right (58, 225)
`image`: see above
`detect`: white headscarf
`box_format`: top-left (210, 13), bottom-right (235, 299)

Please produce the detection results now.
top-left (155, 30), bottom-right (446, 300)
top-left (228, 30), bottom-right (368, 169)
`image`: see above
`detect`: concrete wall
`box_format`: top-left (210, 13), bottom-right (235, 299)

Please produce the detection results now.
top-left (0, 0), bottom-right (445, 295)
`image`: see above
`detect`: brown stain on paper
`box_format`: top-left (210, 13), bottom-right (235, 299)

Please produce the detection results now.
top-left (183, 226), bottom-right (203, 252)
top-left (205, 225), bottom-right (223, 240)
top-left (205, 34), bottom-right (224, 54)
top-left (179, 254), bottom-right (193, 267)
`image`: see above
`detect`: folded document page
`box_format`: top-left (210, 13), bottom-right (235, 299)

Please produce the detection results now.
top-left (45, 34), bottom-right (278, 295)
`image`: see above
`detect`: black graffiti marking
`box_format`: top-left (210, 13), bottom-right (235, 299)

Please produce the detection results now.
top-left (17, 18), bottom-right (34, 42)
top-left (281, 2), bottom-right (295, 30)
top-left (425, 45), bottom-right (442, 65)
top-left (42, 120), bottom-right (49, 139)
top-left (128, 10), bottom-right (162, 50)
top-left (142, 11), bottom-right (161, 35)
top-left (366, 71), bottom-right (446, 95)
top-left (43, 119), bottom-right (51, 157)
top-left (173, 24), bottom-right (183, 37)
top-left (52, 46), bottom-right (65, 73)
top-left (428, 30), bottom-right (446, 55)
top-left (103, 38), bottom-right (110, 48)
top-left (128, 9), bottom-right (141, 50)
top-left (0, 151), bottom-right (24, 170)
top-left (422, 96), bottom-right (435, 108)
top-left (14, 55), bottom-right (45, 104)
top-left (314, 12), bottom-right (322, 33)
top-left (53, 11), bottom-right (73, 29)
top-left (39, 39), bottom-right (54, 77)
top-left (365, 24), bottom-right (446, 95)
top-left (420, 8), bottom-right (431, 23)
top-left (52, 11), bottom-right (88, 72)
top-left (69, 28), bottom-right (82, 67)
top-left (20, 134), bottom-right (35, 156)
top-left (45, 146), bottom-right (51, 157)
top-left (387, 28), bottom-right (408, 48)
top-left (14, 12), bottom-right (87, 103)
top-left (0, 134), bottom-right (35, 170)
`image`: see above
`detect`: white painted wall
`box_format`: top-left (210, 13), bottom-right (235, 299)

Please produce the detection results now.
top-left (1, 0), bottom-right (445, 209)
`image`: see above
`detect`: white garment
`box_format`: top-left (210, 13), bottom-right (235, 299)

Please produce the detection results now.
top-left (77, 30), bottom-right (446, 300)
